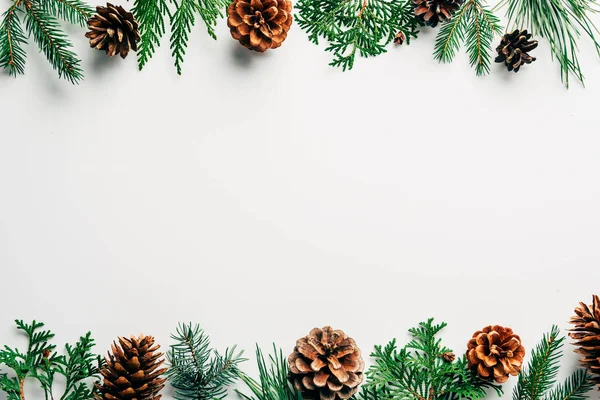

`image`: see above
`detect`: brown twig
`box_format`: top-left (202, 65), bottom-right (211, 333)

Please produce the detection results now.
top-left (358, 0), bottom-right (368, 17)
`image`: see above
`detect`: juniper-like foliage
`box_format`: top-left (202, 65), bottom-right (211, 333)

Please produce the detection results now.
top-left (0, 0), bottom-right (92, 83)
top-left (132, 0), bottom-right (228, 75)
top-left (0, 320), bottom-right (102, 400)
top-left (166, 322), bottom-right (245, 400)
top-left (513, 326), bottom-right (594, 400)
top-left (433, 0), bottom-right (502, 75)
top-left (236, 344), bottom-right (303, 400)
top-left (499, 0), bottom-right (600, 87)
top-left (365, 318), bottom-right (503, 400)
top-left (296, 0), bottom-right (420, 70)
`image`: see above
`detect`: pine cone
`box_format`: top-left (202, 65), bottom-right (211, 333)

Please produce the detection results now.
top-left (227, 0), bottom-right (293, 52)
top-left (85, 3), bottom-right (140, 58)
top-left (394, 31), bottom-right (406, 45)
top-left (95, 335), bottom-right (167, 400)
top-left (495, 29), bottom-right (538, 72)
top-left (413, 0), bottom-right (462, 27)
top-left (288, 326), bottom-right (364, 400)
top-left (569, 295), bottom-right (600, 387)
top-left (466, 325), bottom-right (525, 383)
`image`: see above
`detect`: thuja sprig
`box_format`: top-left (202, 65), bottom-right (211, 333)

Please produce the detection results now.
top-left (132, 0), bottom-right (228, 75)
top-left (166, 322), bottom-right (246, 400)
top-left (236, 344), bottom-right (303, 400)
top-left (295, 0), bottom-right (420, 70)
top-left (0, 0), bottom-right (93, 83)
top-left (365, 318), bottom-right (503, 400)
top-left (0, 320), bottom-right (103, 400)
top-left (513, 326), bottom-right (594, 400)
top-left (433, 0), bottom-right (503, 75)
top-left (499, 0), bottom-right (600, 87)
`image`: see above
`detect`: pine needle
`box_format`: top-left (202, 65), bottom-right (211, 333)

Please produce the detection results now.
top-left (0, 4), bottom-right (27, 76)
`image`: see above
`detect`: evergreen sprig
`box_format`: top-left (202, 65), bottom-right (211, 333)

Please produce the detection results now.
top-left (513, 326), bottom-right (594, 400)
top-left (132, 0), bottom-right (228, 75)
top-left (434, 0), bottom-right (503, 75)
top-left (365, 318), bottom-right (503, 400)
top-left (0, 0), bottom-right (91, 83)
top-left (500, 0), bottom-right (600, 87)
top-left (296, 0), bottom-right (420, 70)
top-left (236, 344), bottom-right (303, 400)
top-left (0, 320), bottom-right (102, 400)
top-left (166, 322), bottom-right (245, 400)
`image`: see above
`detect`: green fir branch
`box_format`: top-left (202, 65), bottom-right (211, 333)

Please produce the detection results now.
top-left (22, 1), bottom-right (83, 83)
top-left (169, 0), bottom-right (197, 75)
top-left (501, 0), bottom-right (600, 87)
top-left (166, 322), bottom-right (245, 400)
top-left (296, 0), bottom-right (420, 70)
top-left (35, 0), bottom-right (94, 27)
top-left (366, 319), bottom-right (503, 400)
top-left (0, 4), bottom-right (27, 76)
top-left (546, 369), bottom-right (595, 400)
top-left (434, 0), bottom-right (502, 75)
top-left (236, 344), bottom-right (302, 400)
top-left (133, 0), bottom-right (169, 71)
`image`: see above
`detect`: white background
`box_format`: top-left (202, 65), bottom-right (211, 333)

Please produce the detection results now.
top-left (1, 5), bottom-right (600, 399)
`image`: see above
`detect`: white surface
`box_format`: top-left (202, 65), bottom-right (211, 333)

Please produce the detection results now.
top-left (1, 8), bottom-right (600, 399)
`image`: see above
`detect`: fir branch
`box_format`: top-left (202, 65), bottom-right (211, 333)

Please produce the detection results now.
top-left (434, 0), bottom-right (502, 75)
top-left (501, 0), bottom-right (600, 86)
top-left (513, 326), bottom-right (564, 400)
top-left (236, 344), bottom-right (302, 400)
top-left (296, 0), bottom-right (420, 70)
top-left (166, 322), bottom-right (245, 400)
top-left (545, 369), bottom-right (595, 400)
top-left (34, 0), bottom-right (94, 27)
top-left (133, 0), bottom-right (169, 71)
top-left (0, 4), bottom-right (27, 76)
top-left (169, 0), bottom-right (197, 75)
top-left (366, 319), bottom-right (502, 400)
top-left (22, 0), bottom-right (83, 83)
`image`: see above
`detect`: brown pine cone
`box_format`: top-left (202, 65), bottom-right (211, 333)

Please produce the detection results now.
top-left (413, 0), bottom-right (462, 27)
top-left (466, 325), bottom-right (525, 383)
top-left (495, 29), bottom-right (538, 72)
top-left (95, 335), bottom-right (167, 400)
top-left (227, 0), bottom-right (293, 52)
top-left (569, 294), bottom-right (600, 387)
top-left (288, 326), bottom-right (364, 400)
top-left (85, 3), bottom-right (140, 58)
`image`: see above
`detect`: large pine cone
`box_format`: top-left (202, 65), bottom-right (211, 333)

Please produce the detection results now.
top-left (466, 325), bottom-right (525, 383)
top-left (495, 29), bottom-right (538, 72)
top-left (227, 0), bottom-right (293, 52)
top-left (413, 0), bottom-right (462, 27)
top-left (569, 294), bottom-right (600, 387)
top-left (288, 327), bottom-right (364, 400)
top-left (85, 3), bottom-right (140, 58)
top-left (95, 335), bottom-right (167, 400)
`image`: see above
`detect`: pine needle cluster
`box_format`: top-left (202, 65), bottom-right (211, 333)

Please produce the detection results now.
top-left (132, 0), bottom-right (229, 75)
top-left (499, 0), bottom-right (600, 87)
top-left (166, 322), bottom-right (245, 400)
top-left (364, 318), bottom-right (503, 400)
top-left (236, 345), bottom-right (303, 400)
top-left (295, 0), bottom-right (420, 70)
top-left (0, 0), bottom-right (93, 83)
top-left (513, 326), bottom-right (594, 400)
top-left (434, 0), bottom-right (503, 75)
top-left (0, 320), bottom-right (103, 400)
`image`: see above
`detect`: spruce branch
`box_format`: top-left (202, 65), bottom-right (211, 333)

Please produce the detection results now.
top-left (434, 0), bottom-right (502, 75)
top-left (0, 320), bottom-right (101, 400)
top-left (296, 0), bottom-right (420, 70)
top-left (166, 322), bottom-right (245, 400)
top-left (36, 0), bottom-right (94, 27)
top-left (500, 0), bottom-right (600, 86)
top-left (236, 344), bottom-right (302, 400)
top-left (366, 318), bottom-right (503, 400)
top-left (0, 4), bottom-right (27, 76)
top-left (513, 326), bottom-right (594, 400)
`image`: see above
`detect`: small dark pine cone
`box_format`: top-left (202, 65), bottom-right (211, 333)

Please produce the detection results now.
top-left (394, 31), bottom-right (406, 45)
top-left (569, 294), bottom-right (600, 387)
top-left (495, 29), bottom-right (538, 72)
top-left (85, 3), bottom-right (140, 58)
top-left (441, 352), bottom-right (456, 362)
top-left (413, 0), bottom-right (462, 27)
